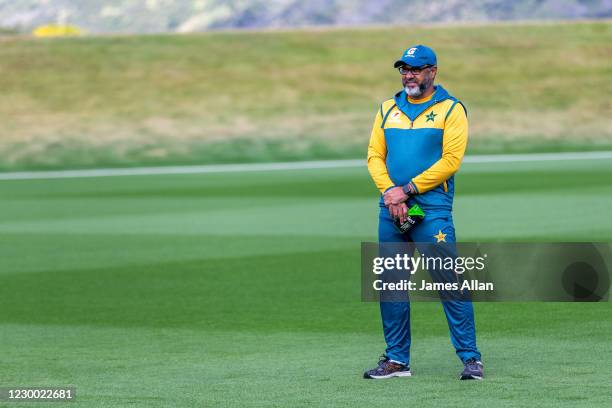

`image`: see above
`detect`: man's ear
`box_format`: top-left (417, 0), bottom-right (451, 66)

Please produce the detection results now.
top-left (430, 66), bottom-right (438, 80)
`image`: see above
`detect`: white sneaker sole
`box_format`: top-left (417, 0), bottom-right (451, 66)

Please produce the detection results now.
top-left (460, 374), bottom-right (483, 380)
top-left (367, 371), bottom-right (412, 379)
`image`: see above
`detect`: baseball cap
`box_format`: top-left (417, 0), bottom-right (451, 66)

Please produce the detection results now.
top-left (393, 45), bottom-right (437, 68)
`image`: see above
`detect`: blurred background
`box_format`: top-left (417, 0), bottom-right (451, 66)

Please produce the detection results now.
top-left (0, 2), bottom-right (611, 406)
top-left (0, 0), bottom-right (610, 170)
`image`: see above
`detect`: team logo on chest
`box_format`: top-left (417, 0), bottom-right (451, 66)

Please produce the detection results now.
top-left (425, 111), bottom-right (437, 123)
top-left (387, 110), bottom-right (403, 124)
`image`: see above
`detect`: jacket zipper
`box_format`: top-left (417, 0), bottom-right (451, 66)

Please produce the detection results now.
top-left (409, 100), bottom-right (438, 129)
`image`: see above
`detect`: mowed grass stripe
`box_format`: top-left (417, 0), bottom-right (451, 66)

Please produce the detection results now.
top-left (0, 233), bottom-right (359, 275)
top-left (0, 188), bottom-right (609, 241)
top-left (1, 157), bottom-right (610, 202)
top-left (1, 151), bottom-right (612, 180)
top-left (0, 198), bottom-right (376, 237)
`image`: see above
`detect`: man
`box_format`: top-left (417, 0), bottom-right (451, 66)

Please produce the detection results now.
top-left (364, 45), bottom-right (483, 380)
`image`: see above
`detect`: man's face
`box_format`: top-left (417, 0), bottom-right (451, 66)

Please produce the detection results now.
top-left (400, 65), bottom-right (437, 97)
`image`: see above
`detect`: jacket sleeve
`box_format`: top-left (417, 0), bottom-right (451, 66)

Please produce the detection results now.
top-left (410, 103), bottom-right (468, 193)
top-left (367, 107), bottom-right (395, 193)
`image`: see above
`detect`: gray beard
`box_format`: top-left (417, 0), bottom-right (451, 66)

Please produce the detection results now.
top-left (405, 77), bottom-right (432, 98)
top-left (405, 85), bottom-right (422, 97)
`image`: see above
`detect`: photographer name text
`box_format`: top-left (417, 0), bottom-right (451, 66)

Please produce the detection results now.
top-left (373, 279), bottom-right (494, 292)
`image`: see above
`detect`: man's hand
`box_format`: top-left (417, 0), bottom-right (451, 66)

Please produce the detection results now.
top-left (388, 202), bottom-right (408, 223)
top-left (384, 186), bottom-right (409, 206)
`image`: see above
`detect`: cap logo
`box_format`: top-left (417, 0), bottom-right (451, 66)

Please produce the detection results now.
top-left (406, 47), bottom-right (417, 56)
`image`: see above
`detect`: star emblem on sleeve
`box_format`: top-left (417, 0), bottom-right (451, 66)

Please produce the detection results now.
top-left (425, 111), bottom-right (437, 122)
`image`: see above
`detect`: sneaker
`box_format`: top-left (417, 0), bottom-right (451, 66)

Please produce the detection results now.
top-left (460, 358), bottom-right (484, 380)
top-left (363, 355), bottom-right (412, 379)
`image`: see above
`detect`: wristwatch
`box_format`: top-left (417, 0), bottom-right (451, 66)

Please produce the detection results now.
top-left (402, 182), bottom-right (416, 196)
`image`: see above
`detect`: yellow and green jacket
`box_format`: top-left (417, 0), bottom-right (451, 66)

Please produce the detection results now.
top-left (367, 85), bottom-right (468, 212)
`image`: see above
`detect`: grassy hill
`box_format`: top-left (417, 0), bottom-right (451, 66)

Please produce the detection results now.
top-left (0, 20), bottom-right (611, 170)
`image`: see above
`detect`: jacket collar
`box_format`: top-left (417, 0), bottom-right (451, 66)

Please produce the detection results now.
top-left (393, 85), bottom-right (452, 121)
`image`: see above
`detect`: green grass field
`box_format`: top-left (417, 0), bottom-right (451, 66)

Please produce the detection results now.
top-left (1, 21), bottom-right (611, 170)
top-left (0, 156), bottom-right (610, 407)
